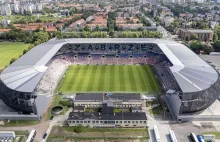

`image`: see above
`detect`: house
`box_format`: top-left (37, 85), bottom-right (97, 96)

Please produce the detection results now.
top-left (0, 28), bottom-right (10, 34)
top-left (69, 19), bottom-right (86, 29)
top-left (117, 23), bottom-right (143, 30)
top-left (160, 11), bottom-right (174, 18)
top-left (87, 23), bottom-right (107, 30)
top-left (160, 17), bottom-right (174, 27)
top-left (45, 27), bottom-right (57, 32)
top-left (179, 13), bottom-right (193, 22)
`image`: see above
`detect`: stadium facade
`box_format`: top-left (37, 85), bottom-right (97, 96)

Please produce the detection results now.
top-left (0, 38), bottom-right (219, 120)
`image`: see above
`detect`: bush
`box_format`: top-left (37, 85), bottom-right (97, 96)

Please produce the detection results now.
top-left (59, 100), bottom-right (71, 107)
top-left (10, 58), bottom-right (16, 64)
top-left (73, 125), bottom-right (83, 133)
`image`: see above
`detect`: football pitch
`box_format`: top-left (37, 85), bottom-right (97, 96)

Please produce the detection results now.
top-left (57, 65), bottom-right (161, 94)
top-left (0, 42), bottom-right (29, 69)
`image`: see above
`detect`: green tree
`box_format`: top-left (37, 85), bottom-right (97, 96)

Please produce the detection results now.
top-left (213, 40), bottom-right (220, 52)
top-left (83, 26), bottom-right (91, 32)
top-left (94, 25), bottom-right (99, 32)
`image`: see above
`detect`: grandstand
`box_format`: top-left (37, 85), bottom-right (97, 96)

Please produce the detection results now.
top-left (0, 38), bottom-right (219, 120)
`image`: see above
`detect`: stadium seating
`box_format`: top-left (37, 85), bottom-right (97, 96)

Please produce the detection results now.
top-left (35, 46), bottom-right (180, 94)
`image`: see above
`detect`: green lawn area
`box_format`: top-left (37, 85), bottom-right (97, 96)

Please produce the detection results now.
top-left (3, 120), bottom-right (39, 127)
top-left (57, 64), bottom-right (161, 94)
top-left (0, 42), bottom-right (29, 69)
top-left (0, 14), bottom-right (60, 23)
top-left (202, 132), bottom-right (220, 139)
top-left (48, 126), bottom-right (149, 142)
top-left (63, 126), bottom-right (147, 133)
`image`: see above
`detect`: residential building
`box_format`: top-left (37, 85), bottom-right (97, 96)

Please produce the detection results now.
top-left (11, 3), bottom-right (19, 13)
top-left (178, 29), bottom-right (214, 42)
top-left (160, 17), bottom-right (174, 27)
top-left (160, 11), bottom-right (174, 18)
top-left (117, 23), bottom-right (143, 30)
top-left (0, 4), bottom-right (11, 16)
top-left (1, 19), bottom-right (10, 27)
top-left (68, 19), bottom-right (86, 30)
top-left (0, 28), bottom-right (10, 34)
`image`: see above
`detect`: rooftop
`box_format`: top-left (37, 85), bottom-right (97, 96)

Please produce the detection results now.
top-left (74, 93), bottom-right (141, 101)
top-left (68, 111), bottom-right (147, 121)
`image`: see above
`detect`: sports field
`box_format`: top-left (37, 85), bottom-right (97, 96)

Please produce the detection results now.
top-left (0, 42), bottom-right (29, 69)
top-left (57, 65), bottom-right (161, 94)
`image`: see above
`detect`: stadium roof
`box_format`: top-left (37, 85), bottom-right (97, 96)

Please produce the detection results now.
top-left (0, 38), bottom-right (218, 93)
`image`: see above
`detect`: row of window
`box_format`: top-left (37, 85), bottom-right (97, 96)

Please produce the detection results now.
top-left (75, 104), bottom-right (141, 107)
top-left (69, 120), bottom-right (146, 124)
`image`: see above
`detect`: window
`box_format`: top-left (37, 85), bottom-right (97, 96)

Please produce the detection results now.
top-left (124, 121), bottom-right (127, 123)
top-left (84, 121), bottom-right (87, 123)
top-left (80, 121), bottom-right (83, 123)
top-left (96, 121), bottom-right (99, 123)
top-left (136, 121), bottom-right (138, 123)
top-left (144, 121), bottom-right (146, 124)
top-left (100, 121), bottom-right (103, 123)
top-left (132, 121), bottom-right (135, 123)
top-left (76, 121), bottom-right (79, 123)
top-left (88, 121), bottom-right (90, 123)
top-left (92, 121), bottom-right (95, 123)
top-left (116, 121), bottom-right (118, 124)
top-left (140, 121), bottom-right (142, 123)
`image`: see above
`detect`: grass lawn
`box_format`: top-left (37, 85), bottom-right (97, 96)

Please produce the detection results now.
top-left (149, 105), bottom-right (163, 115)
top-left (202, 132), bottom-right (220, 139)
top-left (3, 120), bottom-right (39, 127)
top-left (48, 126), bottom-right (149, 142)
top-left (57, 64), bottom-right (161, 94)
top-left (0, 42), bottom-right (29, 69)
top-left (63, 126), bottom-right (148, 133)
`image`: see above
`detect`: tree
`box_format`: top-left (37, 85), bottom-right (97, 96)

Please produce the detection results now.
top-left (83, 26), bottom-right (91, 32)
top-left (59, 100), bottom-right (71, 107)
top-left (190, 34), bottom-right (199, 41)
top-left (94, 25), bottom-right (99, 32)
top-left (213, 40), bottom-right (220, 52)
top-left (109, 30), bottom-right (114, 37)
top-left (189, 41), bottom-right (213, 54)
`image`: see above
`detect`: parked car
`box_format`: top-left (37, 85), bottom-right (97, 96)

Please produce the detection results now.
top-left (43, 133), bottom-right (47, 139)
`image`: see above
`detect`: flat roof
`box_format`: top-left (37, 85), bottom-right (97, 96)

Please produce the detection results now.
top-left (0, 38), bottom-right (218, 93)
top-left (68, 112), bottom-right (147, 121)
top-left (74, 93), bottom-right (141, 101)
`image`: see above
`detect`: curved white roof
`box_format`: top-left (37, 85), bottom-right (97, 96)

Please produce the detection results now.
top-left (0, 38), bottom-right (218, 93)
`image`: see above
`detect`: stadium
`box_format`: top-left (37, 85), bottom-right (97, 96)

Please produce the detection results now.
top-left (0, 38), bottom-right (220, 120)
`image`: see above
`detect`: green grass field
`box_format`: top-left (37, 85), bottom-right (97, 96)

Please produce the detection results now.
top-left (0, 42), bottom-right (29, 69)
top-left (57, 64), bottom-right (161, 94)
